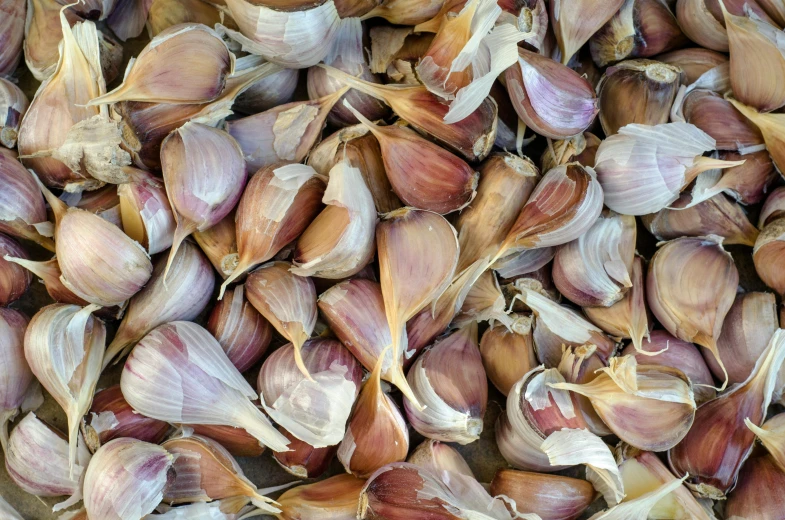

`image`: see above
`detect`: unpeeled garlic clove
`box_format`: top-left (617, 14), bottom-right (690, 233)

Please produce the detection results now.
top-left (675, 0), bottom-right (775, 52)
top-left (669, 328), bottom-right (785, 498)
top-left (657, 46), bottom-right (728, 82)
top-left (219, 163), bottom-right (325, 295)
top-left (746, 413), bottom-right (785, 473)
top-left (188, 424), bottom-right (265, 458)
top-left (754, 218), bottom-right (785, 297)
top-left (404, 323), bottom-right (488, 444)
top-left (689, 150), bottom-right (777, 207)
top-left (725, 455), bottom-right (785, 520)
top-left (0, 0), bottom-right (24, 76)
top-left (407, 438), bottom-right (475, 477)
top-left (494, 248), bottom-right (556, 283)
top-left (0, 149), bottom-right (53, 251)
top-left (244, 262), bottom-right (318, 380)
top-left (5, 412), bottom-right (90, 511)
top-left (120, 321), bottom-right (290, 452)
top-left (117, 168), bottom-right (176, 255)
top-left (728, 98), bottom-right (785, 174)
top-left (102, 240), bottom-right (215, 368)
top-left (480, 315), bottom-right (537, 396)
top-left (760, 186), bottom-right (785, 228)
top-left (234, 63), bottom-right (299, 115)
top-left (275, 473), bottom-right (365, 520)
top-left (677, 90), bottom-right (764, 152)
top-left (207, 284), bottom-right (272, 373)
top-left (193, 211), bottom-right (238, 280)
top-left (549, 0), bottom-right (625, 64)
top-left (24, 303), bottom-right (104, 475)
top-left (0, 79), bottom-right (28, 149)
top-left (146, 0), bottom-right (225, 37)
top-left (0, 308), bottom-right (38, 451)
top-left (273, 426), bottom-right (337, 479)
top-left (540, 132), bottom-right (601, 173)
top-left (83, 438), bottom-right (175, 520)
top-left (362, 0), bottom-right (444, 25)
top-left (60, 185), bottom-right (122, 228)
top-left (489, 468), bottom-right (595, 520)
top-left (0, 234), bottom-right (30, 306)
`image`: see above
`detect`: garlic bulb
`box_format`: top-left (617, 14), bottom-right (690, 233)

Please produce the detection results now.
top-left (489, 469), bottom-right (595, 520)
top-left (275, 474), bottom-right (365, 520)
top-left (118, 168), bottom-right (176, 255)
top-left (103, 240), bottom-right (214, 368)
top-left (219, 163), bottom-right (325, 296)
top-left (754, 218), bottom-right (785, 298)
top-left (193, 211), bottom-right (238, 280)
top-left (258, 338), bottom-right (362, 448)
top-left (0, 234), bottom-right (30, 306)
top-left (120, 321), bottom-right (290, 452)
top-left (0, 78), bottom-right (28, 148)
top-left (5, 412), bottom-right (90, 511)
top-left (407, 439), bottom-right (475, 477)
top-left (83, 438), bottom-right (175, 520)
top-left (24, 303), bottom-right (105, 475)
top-left (244, 262), bottom-right (318, 379)
top-left (161, 122), bottom-right (247, 281)
top-left (549, 0), bottom-right (625, 64)
top-left (480, 316), bottom-right (537, 396)
top-left (0, 308), bottom-right (37, 451)
top-left (404, 323), bottom-right (488, 444)
top-left (725, 455), bottom-right (785, 520)
top-left (273, 427), bottom-right (337, 479)
top-left (0, 149), bottom-right (53, 251)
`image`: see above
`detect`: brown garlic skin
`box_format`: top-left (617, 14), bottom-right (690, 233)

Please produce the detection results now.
top-left (273, 427), bottom-right (337, 479)
top-left (0, 234), bottom-right (30, 306)
top-left (726, 455), bottom-right (785, 520)
top-left (754, 218), bottom-right (785, 298)
top-left (680, 90), bottom-right (764, 152)
top-left (187, 424), bottom-right (265, 458)
top-left (489, 469), bottom-right (595, 520)
top-left (480, 316), bottom-right (537, 396)
top-left (656, 47), bottom-right (728, 84)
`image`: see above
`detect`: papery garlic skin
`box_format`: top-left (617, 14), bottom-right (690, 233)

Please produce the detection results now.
top-left (83, 438), bottom-right (174, 520)
top-left (540, 132), bottom-right (601, 173)
top-left (0, 149), bottom-right (53, 251)
top-left (146, 0), bottom-right (223, 37)
top-left (490, 468), bottom-right (595, 520)
top-left (121, 322), bottom-right (289, 452)
top-left (0, 234), bottom-right (30, 306)
top-left (0, 308), bottom-right (35, 451)
top-left (118, 169), bottom-right (176, 255)
top-left (550, 0), bottom-right (625, 64)
top-left (746, 414), bottom-right (785, 473)
top-left (0, 79), bottom-right (28, 149)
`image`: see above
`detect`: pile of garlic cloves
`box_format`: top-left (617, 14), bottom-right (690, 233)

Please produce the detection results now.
top-left (3, 0), bottom-right (785, 517)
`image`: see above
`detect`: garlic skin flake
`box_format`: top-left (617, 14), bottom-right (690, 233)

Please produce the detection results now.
top-left (120, 321), bottom-right (290, 453)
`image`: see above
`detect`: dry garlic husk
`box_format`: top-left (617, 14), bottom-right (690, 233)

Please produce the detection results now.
top-left (321, 65), bottom-right (497, 161)
top-left (553, 211), bottom-right (635, 307)
top-left (590, 0), bottom-right (686, 67)
top-left (669, 328), bottom-right (785, 498)
top-left (163, 433), bottom-right (279, 515)
top-left (274, 473), bottom-right (364, 520)
top-left (725, 455), bottom-right (785, 519)
top-left (496, 0), bottom-right (548, 50)
top-left (0, 0), bottom-right (24, 75)
top-left (273, 427), bottom-right (337, 478)
top-left (489, 468), bottom-right (595, 520)
top-left (589, 476), bottom-right (693, 520)
top-left (496, 367), bottom-right (590, 471)
top-left (345, 102), bottom-right (478, 214)
top-left (24, 303), bottom-right (104, 474)
top-left (455, 153), bottom-right (539, 273)
top-left (82, 385), bottom-right (169, 452)
top-left (146, 0), bottom-right (225, 37)
top-left (120, 321), bottom-right (290, 452)
top-left (728, 98), bottom-right (785, 174)
top-left (407, 438), bottom-right (475, 477)
top-left (550, 356), bottom-right (696, 451)
top-left (220, 0), bottom-right (341, 68)
top-left (505, 47), bottom-right (598, 139)
top-left (5, 412), bottom-right (90, 510)
top-left (0, 234), bottom-right (30, 305)
top-left (188, 424), bottom-right (265, 458)
top-left (234, 64), bottom-right (298, 114)
top-left (377, 207), bottom-right (459, 407)
top-left (0, 149), bottom-right (53, 251)
top-left (83, 438), bottom-right (174, 520)
top-left (258, 338), bottom-right (362, 448)
top-left (480, 316), bottom-right (537, 396)
top-left (193, 211), bottom-right (237, 280)
top-left (540, 132), bottom-right (601, 173)
top-left (678, 90), bottom-right (764, 152)
top-left (747, 413), bottom-right (785, 472)
top-left (549, 0), bottom-right (624, 64)
top-left (453, 270), bottom-right (514, 328)
top-left (291, 161), bottom-right (376, 278)
top-left (0, 308), bottom-right (38, 451)
top-left (244, 262), bottom-right (318, 379)
top-left (596, 60), bottom-right (681, 136)
top-left (161, 122), bottom-right (246, 281)
top-left (657, 47), bottom-right (728, 84)
top-left (761, 186), bottom-right (785, 228)
top-left (219, 163), bottom-right (325, 295)
top-left (404, 324), bottom-right (488, 444)
top-left (517, 286), bottom-right (615, 366)
top-left (0, 79), bottom-right (27, 149)
top-left (117, 168), bottom-right (176, 255)
top-left (647, 235), bottom-right (738, 388)
top-left (207, 285), bottom-right (272, 373)
top-left (103, 240), bottom-right (214, 368)
top-left (90, 24), bottom-right (232, 105)
top-left (754, 218), bottom-right (785, 297)
top-left (337, 347), bottom-right (410, 478)
top-left (642, 192), bottom-right (759, 246)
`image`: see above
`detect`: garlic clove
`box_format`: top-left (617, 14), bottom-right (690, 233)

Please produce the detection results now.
top-left (219, 163), bottom-right (325, 296)
top-left (493, 247), bottom-right (556, 281)
top-left (669, 328), bottom-right (785, 498)
top-left (407, 438), bottom-right (475, 477)
top-left (187, 424), bottom-right (265, 458)
top-left (725, 455), bottom-right (785, 519)
top-left (61, 185), bottom-right (122, 228)
top-left (549, 0), bottom-right (625, 64)
top-left (273, 426), bottom-right (337, 479)
top-left (120, 321), bottom-right (290, 452)
top-left (207, 284), bottom-right (273, 374)
top-left (103, 239), bottom-right (215, 369)
top-left (362, 0), bottom-right (444, 24)
top-left (83, 438), bottom-right (175, 520)
top-left (275, 474), bottom-right (365, 520)
top-left (146, 0), bottom-right (225, 37)
top-left (193, 211), bottom-right (238, 280)
top-left (489, 468), bottom-right (595, 520)
top-left (404, 323), bottom-right (488, 444)
top-left (674, 0), bottom-right (775, 52)
top-left (754, 218), bottom-right (785, 298)
top-left (708, 150), bottom-right (776, 206)
top-left (596, 59), bottom-right (681, 137)
top-left (234, 62), bottom-right (299, 115)
top-left (0, 0), bottom-right (24, 76)
top-left (0, 79), bottom-right (28, 149)
top-left (746, 413), bottom-right (785, 473)
top-left (556, 345), bottom-right (614, 437)
top-left (0, 234), bottom-right (30, 306)
top-left (24, 303), bottom-right (105, 476)
top-left (105, 0), bottom-right (152, 41)
top-left (0, 308), bottom-right (37, 452)
top-left (760, 186), bottom-right (785, 228)
top-left (728, 98), bottom-right (785, 175)
top-left (480, 315), bottom-right (538, 396)
top-left (0, 149), bottom-right (53, 251)
top-left (678, 90), bottom-right (764, 152)
top-left (118, 168), bottom-right (176, 255)
top-left (540, 132), bottom-right (601, 173)
top-left (656, 46), bottom-right (728, 84)
top-left (244, 262), bottom-right (318, 380)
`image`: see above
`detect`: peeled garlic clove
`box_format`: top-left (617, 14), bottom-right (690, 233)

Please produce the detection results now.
top-left (5, 412), bottom-right (90, 510)
top-left (234, 64), bottom-right (299, 114)
top-left (0, 308), bottom-right (37, 451)
top-left (549, 0), bottom-right (625, 64)
top-left (761, 187), bottom-right (785, 228)
top-left (540, 132), bottom-right (601, 173)
top-left (0, 79), bottom-right (27, 149)
top-left (147, 0), bottom-right (224, 36)
top-left (0, 234), bottom-right (30, 306)
top-left (83, 438), bottom-right (175, 520)
top-left (728, 98), bottom-right (785, 175)
top-left (490, 468), bottom-right (594, 520)
top-left (193, 211), bottom-right (237, 280)
top-left (595, 122), bottom-right (744, 215)
top-left (207, 285), bottom-right (272, 374)
top-left (103, 240), bottom-right (214, 368)
top-left (505, 47), bottom-right (598, 139)
top-left (117, 168), bottom-right (176, 255)
top-left (220, 163), bottom-right (325, 295)
top-left (0, 149), bottom-right (53, 251)
top-left (596, 59), bottom-right (681, 137)
top-left (407, 439), bottom-right (475, 477)
top-left (480, 315), bottom-right (537, 396)
top-left (120, 321), bottom-right (290, 452)
top-left (669, 328), bottom-right (785, 498)
top-left (725, 455), bottom-right (785, 519)
top-left (0, 0), bottom-right (24, 75)
top-left (656, 46), bottom-right (728, 84)
top-left (404, 323), bottom-right (488, 444)
top-left (163, 433), bottom-right (279, 515)
top-left (754, 219), bottom-right (785, 297)
top-left (678, 90), bottom-right (764, 152)
top-left (276, 474), bottom-right (365, 520)
top-left (244, 262), bottom-right (318, 380)
top-left (273, 426), bottom-right (337, 479)
top-left (259, 338), bottom-right (362, 448)
top-left (188, 424), bottom-right (265, 458)
top-left (337, 347), bottom-right (409, 478)
top-left (25, 303), bottom-right (104, 475)
top-left (455, 153), bottom-right (539, 273)
top-left (82, 385), bottom-right (168, 454)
